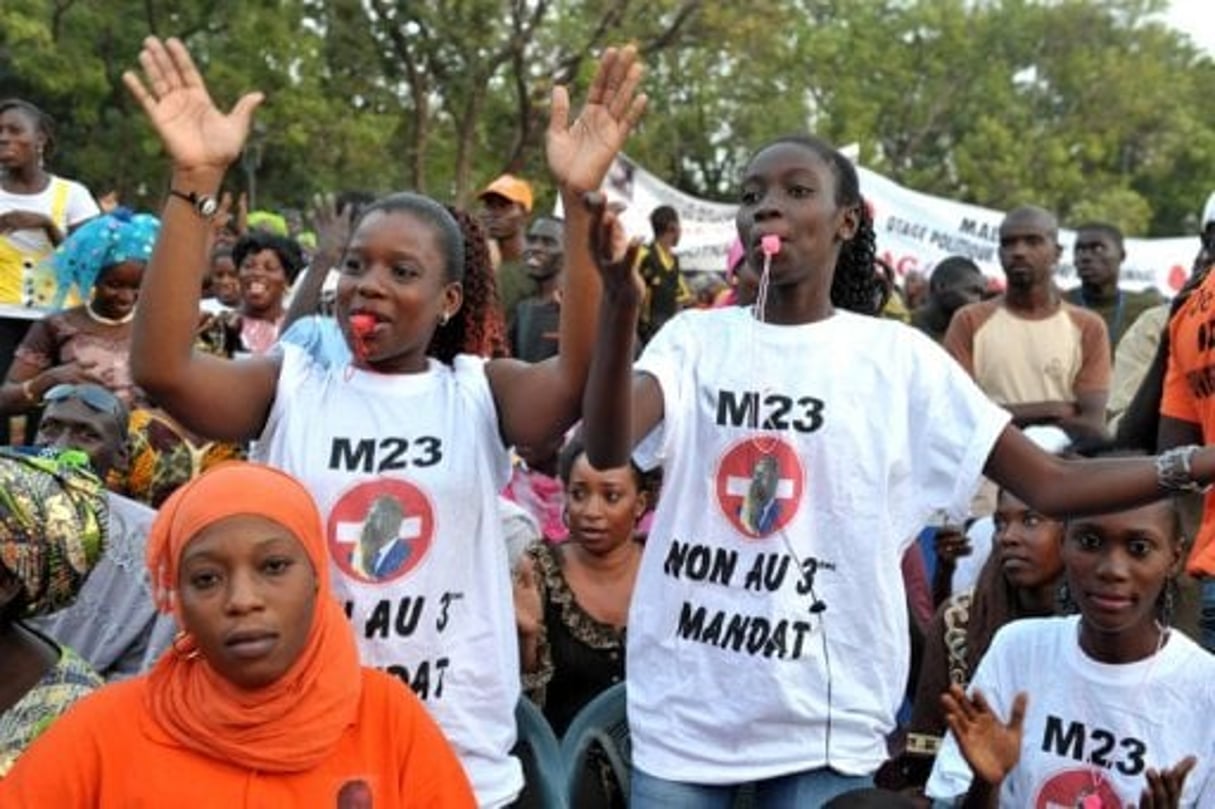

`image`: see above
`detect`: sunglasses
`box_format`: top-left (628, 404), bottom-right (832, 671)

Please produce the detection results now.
top-left (42, 384), bottom-right (126, 419)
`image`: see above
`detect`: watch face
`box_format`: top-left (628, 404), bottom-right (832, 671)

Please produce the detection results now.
top-left (198, 196), bottom-right (219, 217)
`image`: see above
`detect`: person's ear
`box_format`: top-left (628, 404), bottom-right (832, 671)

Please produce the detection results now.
top-left (836, 204), bottom-right (860, 242)
top-left (442, 281), bottom-right (464, 324)
top-left (1053, 241), bottom-right (1062, 263)
top-left (634, 490), bottom-right (649, 521)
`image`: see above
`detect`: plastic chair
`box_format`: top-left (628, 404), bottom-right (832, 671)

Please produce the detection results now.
top-left (515, 697), bottom-right (569, 809)
top-left (559, 682), bottom-right (630, 806)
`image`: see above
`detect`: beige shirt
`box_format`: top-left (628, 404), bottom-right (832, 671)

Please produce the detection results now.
top-left (944, 296), bottom-right (1111, 405)
top-left (1107, 302), bottom-right (1169, 430)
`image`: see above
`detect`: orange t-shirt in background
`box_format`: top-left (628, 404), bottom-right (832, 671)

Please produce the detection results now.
top-left (1161, 269), bottom-right (1215, 575)
top-left (0, 668), bottom-right (476, 809)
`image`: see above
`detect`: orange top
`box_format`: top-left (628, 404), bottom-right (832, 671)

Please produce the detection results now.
top-left (1161, 268), bottom-right (1215, 575)
top-left (0, 668), bottom-right (476, 808)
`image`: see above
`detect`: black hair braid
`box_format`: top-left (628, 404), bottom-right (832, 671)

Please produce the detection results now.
top-left (831, 203), bottom-right (883, 315)
top-left (425, 206), bottom-right (508, 364)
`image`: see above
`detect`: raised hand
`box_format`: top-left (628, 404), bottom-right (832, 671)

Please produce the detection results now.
top-left (941, 684), bottom-right (1027, 787)
top-left (310, 193), bottom-right (354, 261)
top-left (1136, 756), bottom-right (1196, 809)
top-left (547, 45), bottom-right (648, 195)
top-left (122, 37), bottom-right (263, 173)
top-left (585, 192), bottom-right (643, 301)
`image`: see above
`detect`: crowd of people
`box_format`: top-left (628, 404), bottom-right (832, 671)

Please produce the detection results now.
top-left (1, 31), bottom-right (1215, 809)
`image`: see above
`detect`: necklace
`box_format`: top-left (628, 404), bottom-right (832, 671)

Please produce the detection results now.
top-left (85, 304), bottom-right (135, 326)
top-left (1072, 619), bottom-right (1169, 808)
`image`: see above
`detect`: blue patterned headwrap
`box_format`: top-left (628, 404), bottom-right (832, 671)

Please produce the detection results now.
top-left (48, 208), bottom-right (160, 310)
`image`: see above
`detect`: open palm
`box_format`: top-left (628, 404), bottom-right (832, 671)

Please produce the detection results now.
top-left (942, 685), bottom-right (1027, 787)
top-left (547, 45), bottom-right (647, 195)
top-left (123, 37), bottom-right (263, 171)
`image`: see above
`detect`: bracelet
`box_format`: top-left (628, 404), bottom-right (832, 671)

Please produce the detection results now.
top-left (1155, 445), bottom-right (1211, 495)
top-left (21, 379), bottom-right (38, 404)
top-left (168, 188), bottom-right (220, 220)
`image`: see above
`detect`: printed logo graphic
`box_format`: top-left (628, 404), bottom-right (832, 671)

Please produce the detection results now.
top-left (714, 437), bottom-right (804, 538)
top-left (327, 478), bottom-right (434, 584)
top-left (1034, 767), bottom-right (1121, 809)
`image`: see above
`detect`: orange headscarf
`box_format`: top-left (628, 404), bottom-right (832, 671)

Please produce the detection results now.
top-left (143, 462), bottom-right (362, 773)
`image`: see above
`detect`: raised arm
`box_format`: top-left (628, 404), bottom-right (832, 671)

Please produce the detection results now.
top-left (123, 37), bottom-right (277, 442)
top-left (282, 194), bottom-right (351, 331)
top-left (487, 45), bottom-right (647, 450)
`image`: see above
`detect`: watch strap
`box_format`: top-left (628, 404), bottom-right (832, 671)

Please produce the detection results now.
top-left (168, 188), bottom-right (220, 219)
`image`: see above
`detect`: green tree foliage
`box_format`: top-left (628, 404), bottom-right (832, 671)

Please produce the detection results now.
top-left (2, 0), bottom-right (1213, 236)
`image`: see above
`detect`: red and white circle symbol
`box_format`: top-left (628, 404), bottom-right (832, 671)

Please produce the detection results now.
top-left (714, 437), bottom-right (804, 539)
top-left (1034, 767), bottom-right (1120, 808)
top-left (327, 478), bottom-right (435, 585)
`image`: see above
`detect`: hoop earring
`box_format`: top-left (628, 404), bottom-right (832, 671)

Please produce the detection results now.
top-left (1057, 580), bottom-right (1076, 614)
top-left (172, 630), bottom-right (201, 661)
top-left (1158, 577), bottom-right (1178, 627)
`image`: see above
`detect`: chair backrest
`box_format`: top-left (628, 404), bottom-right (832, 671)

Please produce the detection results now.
top-left (515, 697), bottom-right (569, 809)
top-left (559, 682), bottom-right (630, 805)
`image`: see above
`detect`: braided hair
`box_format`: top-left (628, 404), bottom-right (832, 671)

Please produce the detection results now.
top-left (433, 206), bottom-right (509, 361)
top-left (348, 194), bottom-right (508, 364)
top-left (753, 135), bottom-right (882, 316)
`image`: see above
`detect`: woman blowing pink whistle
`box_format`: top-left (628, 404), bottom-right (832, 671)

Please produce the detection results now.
top-left (580, 133), bottom-right (1215, 806)
top-left (123, 35), bottom-right (646, 807)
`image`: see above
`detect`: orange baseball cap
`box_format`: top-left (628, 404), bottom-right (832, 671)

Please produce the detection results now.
top-left (479, 174), bottom-right (533, 213)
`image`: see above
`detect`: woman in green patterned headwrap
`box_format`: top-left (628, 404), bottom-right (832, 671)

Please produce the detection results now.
top-left (0, 448), bottom-right (108, 777)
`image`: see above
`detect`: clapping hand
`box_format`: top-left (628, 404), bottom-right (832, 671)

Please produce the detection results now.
top-left (1135, 756), bottom-right (1196, 809)
top-left (123, 36), bottom-right (264, 174)
top-left (547, 45), bottom-right (647, 196)
top-left (941, 684), bottom-right (1027, 788)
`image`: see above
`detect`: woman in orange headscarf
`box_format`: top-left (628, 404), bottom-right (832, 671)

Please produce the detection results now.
top-left (0, 462), bottom-right (475, 807)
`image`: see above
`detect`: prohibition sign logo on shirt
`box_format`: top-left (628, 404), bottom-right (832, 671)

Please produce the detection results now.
top-left (1034, 767), bottom-right (1121, 809)
top-left (327, 478), bottom-right (435, 585)
top-left (714, 437), bottom-right (805, 539)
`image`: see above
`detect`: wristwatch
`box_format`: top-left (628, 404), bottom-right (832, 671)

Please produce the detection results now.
top-left (169, 188), bottom-right (220, 219)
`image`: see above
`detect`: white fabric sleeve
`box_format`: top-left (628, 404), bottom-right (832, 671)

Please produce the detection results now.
top-left (64, 180), bottom-right (100, 225)
top-left (632, 311), bottom-right (696, 470)
top-left (910, 336), bottom-right (1011, 523)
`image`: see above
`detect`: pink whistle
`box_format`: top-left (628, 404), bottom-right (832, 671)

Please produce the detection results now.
top-left (761, 234), bottom-right (782, 256)
top-left (350, 313), bottom-right (377, 336)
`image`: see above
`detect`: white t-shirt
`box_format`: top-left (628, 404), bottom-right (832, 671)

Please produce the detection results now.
top-left (0, 176), bottom-right (98, 253)
top-left (254, 345), bottom-right (522, 807)
top-left (630, 307), bottom-right (1010, 782)
top-left (0, 176), bottom-right (99, 305)
top-left (927, 616), bottom-right (1215, 807)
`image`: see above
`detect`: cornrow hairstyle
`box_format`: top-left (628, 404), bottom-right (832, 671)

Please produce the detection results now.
top-left (756, 134), bottom-right (882, 315)
top-left (232, 231), bottom-right (306, 284)
top-left (0, 98), bottom-right (55, 158)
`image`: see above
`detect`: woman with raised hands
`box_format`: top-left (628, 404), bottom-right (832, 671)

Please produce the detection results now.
top-left (123, 36), bottom-right (645, 807)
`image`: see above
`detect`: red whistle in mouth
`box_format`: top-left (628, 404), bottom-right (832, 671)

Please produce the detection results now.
top-left (761, 234), bottom-right (782, 256)
top-left (350, 313), bottom-right (377, 336)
